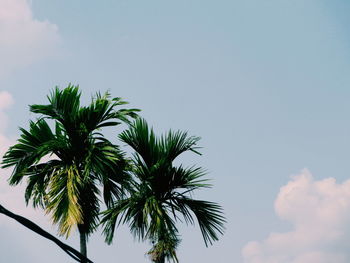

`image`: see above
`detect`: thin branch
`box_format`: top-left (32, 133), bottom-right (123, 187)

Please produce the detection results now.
top-left (0, 204), bottom-right (94, 263)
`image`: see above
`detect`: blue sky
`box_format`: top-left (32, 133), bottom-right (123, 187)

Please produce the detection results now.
top-left (1, 1), bottom-right (350, 262)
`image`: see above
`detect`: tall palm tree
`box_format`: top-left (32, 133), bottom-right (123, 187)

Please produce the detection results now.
top-left (101, 119), bottom-right (225, 262)
top-left (2, 85), bottom-right (139, 262)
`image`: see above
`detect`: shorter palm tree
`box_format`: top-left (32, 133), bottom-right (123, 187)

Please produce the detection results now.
top-left (101, 119), bottom-right (225, 262)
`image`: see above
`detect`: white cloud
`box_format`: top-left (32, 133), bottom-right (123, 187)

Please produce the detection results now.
top-left (0, 91), bottom-right (50, 228)
top-left (0, 0), bottom-right (60, 76)
top-left (0, 91), bottom-right (14, 154)
top-left (242, 169), bottom-right (350, 263)
top-left (0, 93), bottom-right (70, 263)
top-left (0, 91), bottom-right (14, 132)
top-left (0, 0), bottom-right (61, 226)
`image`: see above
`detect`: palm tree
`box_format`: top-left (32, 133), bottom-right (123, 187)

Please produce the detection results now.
top-left (101, 119), bottom-right (225, 262)
top-left (2, 85), bottom-right (139, 262)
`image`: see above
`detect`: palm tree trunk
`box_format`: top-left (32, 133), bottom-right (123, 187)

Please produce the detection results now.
top-left (156, 255), bottom-right (165, 263)
top-left (0, 204), bottom-right (93, 263)
top-left (78, 225), bottom-right (88, 263)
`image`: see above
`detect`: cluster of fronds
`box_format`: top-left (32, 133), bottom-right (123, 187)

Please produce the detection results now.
top-left (2, 85), bottom-right (139, 237)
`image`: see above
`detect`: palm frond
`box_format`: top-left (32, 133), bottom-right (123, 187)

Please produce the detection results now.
top-left (119, 118), bottom-right (161, 167)
top-left (2, 119), bottom-right (56, 184)
top-left (24, 160), bottom-right (62, 208)
top-left (46, 165), bottom-right (83, 237)
top-left (161, 130), bottom-right (201, 161)
top-left (101, 194), bottom-right (148, 244)
top-left (78, 91), bottom-right (140, 132)
top-left (171, 197), bottom-right (226, 246)
top-left (30, 85), bottom-right (81, 125)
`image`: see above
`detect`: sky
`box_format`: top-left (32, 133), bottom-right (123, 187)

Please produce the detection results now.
top-left (1, 0), bottom-right (350, 262)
